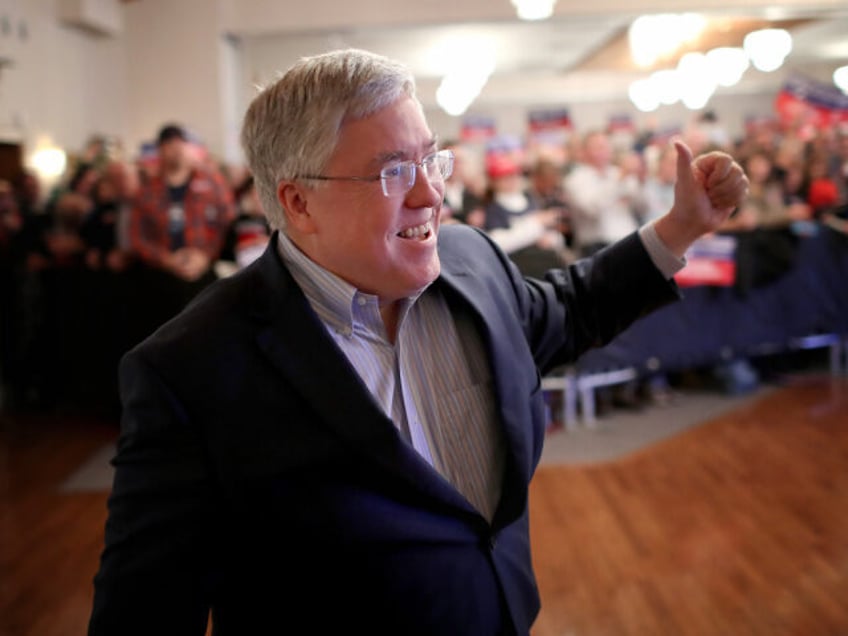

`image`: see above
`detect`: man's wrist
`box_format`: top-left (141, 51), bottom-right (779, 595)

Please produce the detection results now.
top-left (639, 221), bottom-right (686, 279)
top-left (652, 211), bottom-right (702, 259)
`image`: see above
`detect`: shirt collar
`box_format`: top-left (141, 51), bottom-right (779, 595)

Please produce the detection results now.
top-left (276, 231), bottom-right (427, 335)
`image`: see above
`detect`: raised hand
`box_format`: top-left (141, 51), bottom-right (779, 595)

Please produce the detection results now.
top-left (654, 140), bottom-right (749, 258)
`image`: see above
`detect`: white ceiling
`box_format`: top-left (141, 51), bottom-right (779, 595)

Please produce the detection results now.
top-left (245, 15), bottom-right (630, 79)
top-left (229, 1), bottom-right (848, 110)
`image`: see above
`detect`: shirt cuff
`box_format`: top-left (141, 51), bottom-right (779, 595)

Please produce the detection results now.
top-left (638, 221), bottom-right (686, 279)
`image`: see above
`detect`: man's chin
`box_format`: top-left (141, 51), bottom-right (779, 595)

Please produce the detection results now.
top-left (394, 259), bottom-right (441, 300)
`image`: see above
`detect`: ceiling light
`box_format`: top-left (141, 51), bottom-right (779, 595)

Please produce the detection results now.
top-left (628, 78), bottom-right (659, 112)
top-left (30, 146), bottom-right (67, 179)
top-left (629, 13), bottom-right (705, 68)
top-left (510, 0), bottom-right (556, 21)
top-left (834, 65), bottom-right (848, 94)
top-left (437, 73), bottom-right (488, 116)
top-left (651, 69), bottom-right (680, 105)
top-left (432, 37), bottom-right (496, 116)
top-left (677, 52), bottom-right (712, 79)
top-left (629, 15), bottom-right (676, 68)
top-left (678, 13), bottom-right (707, 43)
top-left (677, 52), bottom-right (717, 110)
top-left (436, 53), bottom-right (496, 117)
top-left (680, 84), bottom-right (715, 110)
top-left (706, 47), bottom-right (749, 87)
top-left (744, 28), bottom-right (792, 73)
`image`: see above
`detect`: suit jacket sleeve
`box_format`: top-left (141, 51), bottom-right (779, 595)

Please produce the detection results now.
top-left (89, 352), bottom-right (217, 635)
top-left (540, 230), bottom-right (681, 369)
top-left (447, 226), bottom-right (680, 375)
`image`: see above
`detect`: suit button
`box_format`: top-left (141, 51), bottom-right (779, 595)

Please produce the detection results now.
top-left (488, 534), bottom-right (498, 551)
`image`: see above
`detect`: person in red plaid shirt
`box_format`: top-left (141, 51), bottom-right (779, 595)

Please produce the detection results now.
top-left (127, 124), bottom-right (235, 341)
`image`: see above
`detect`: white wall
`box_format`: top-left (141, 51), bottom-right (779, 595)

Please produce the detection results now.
top-left (122, 0), bottom-right (230, 159)
top-left (0, 0), bottom-right (239, 179)
top-left (0, 0), bottom-right (128, 164)
top-left (217, 33), bottom-right (244, 165)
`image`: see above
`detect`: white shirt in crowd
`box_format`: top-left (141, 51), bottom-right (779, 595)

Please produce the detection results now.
top-left (564, 163), bottom-right (641, 248)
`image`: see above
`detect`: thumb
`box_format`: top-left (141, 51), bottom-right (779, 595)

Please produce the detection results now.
top-left (673, 139), bottom-right (697, 189)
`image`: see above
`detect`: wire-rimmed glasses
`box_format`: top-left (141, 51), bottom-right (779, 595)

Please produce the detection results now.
top-left (298, 149), bottom-right (454, 197)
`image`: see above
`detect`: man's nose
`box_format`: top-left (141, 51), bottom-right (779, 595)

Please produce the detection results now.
top-left (404, 165), bottom-right (443, 208)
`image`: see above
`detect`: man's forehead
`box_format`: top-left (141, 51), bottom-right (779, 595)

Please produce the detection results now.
top-left (333, 98), bottom-right (438, 168)
top-left (369, 136), bottom-right (438, 163)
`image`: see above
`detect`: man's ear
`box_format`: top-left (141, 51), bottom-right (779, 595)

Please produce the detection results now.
top-left (277, 180), bottom-right (317, 233)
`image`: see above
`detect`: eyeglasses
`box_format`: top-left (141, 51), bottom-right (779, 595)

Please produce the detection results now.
top-left (297, 149), bottom-right (454, 197)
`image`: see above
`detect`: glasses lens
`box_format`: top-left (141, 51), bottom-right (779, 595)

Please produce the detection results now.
top-left (436, 150), bottom-right (454, 180)
top-left (421, 151), bottom-right (453, 183)
top-left (379, 151), bottom-right (454, 197)
top-left (380, 162), bottom-right (414, 196)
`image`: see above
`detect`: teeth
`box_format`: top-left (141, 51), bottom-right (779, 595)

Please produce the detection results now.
top-left (398, 222), bottom-right (431, 239)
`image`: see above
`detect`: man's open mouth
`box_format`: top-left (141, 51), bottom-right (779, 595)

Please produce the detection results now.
top-left (397, 221), bottom-right (432, 240)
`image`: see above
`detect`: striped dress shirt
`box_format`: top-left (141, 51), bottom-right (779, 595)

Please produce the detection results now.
top-left (277, 231), bottom-right (504, 521)
top-left (276, 223), bottom-right (683, 522)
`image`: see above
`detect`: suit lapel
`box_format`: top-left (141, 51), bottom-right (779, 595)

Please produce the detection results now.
top-left (247, 239), bottom-right (476, 515)
top-left (436, 244), bottom-right (535, 524)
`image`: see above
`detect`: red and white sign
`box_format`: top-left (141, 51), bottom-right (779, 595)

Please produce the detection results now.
top-left (674, 234), bottom-right (737, 287)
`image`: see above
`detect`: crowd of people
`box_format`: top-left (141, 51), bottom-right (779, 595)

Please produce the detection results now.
top-left (0, 111), bottom-right (845, 416)
top-left (441, 114), bottom-right (848, 404)
top-left (0, 124), bottom-right (268, 413)
top-left (442, 114), bottom-right (848, 266)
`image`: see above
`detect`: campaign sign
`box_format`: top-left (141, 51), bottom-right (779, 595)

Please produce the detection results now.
top-left (775, 74), bottom-right (848, 130)
top-left (460, 115), bottom-right (497, 143)
top-left (674, 234), bottom-right (737, 287)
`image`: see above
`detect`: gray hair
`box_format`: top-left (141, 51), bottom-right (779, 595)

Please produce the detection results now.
top-left (240, 48), bottom-right (418, 230)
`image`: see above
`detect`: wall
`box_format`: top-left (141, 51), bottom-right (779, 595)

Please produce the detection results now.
top-left (0, 0), bottom-right (240, 185)
top-left (122, 0), bottom-right (230, 161)
top-left (425, 92), bottom-right (779, 147)
top-left (0, 0), bottom-right (128, 173)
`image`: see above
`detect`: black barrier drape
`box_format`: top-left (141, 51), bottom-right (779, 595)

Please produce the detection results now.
top-left (576, 226), bottom-right (848, 374)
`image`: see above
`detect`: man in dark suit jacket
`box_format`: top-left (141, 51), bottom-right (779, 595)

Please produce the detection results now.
top-left (89, 49), bottom-right (748, 635)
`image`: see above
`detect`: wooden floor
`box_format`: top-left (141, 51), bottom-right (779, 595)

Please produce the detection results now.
top-left (0, 412), bottom-right (116, 636)
top-left (530, 374), bottom-right (848, 636)
top-left (1, 374), bottom-right (847, 635)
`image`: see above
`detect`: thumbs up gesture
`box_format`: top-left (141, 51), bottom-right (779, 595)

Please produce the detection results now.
top-left (654, 140), bottom-right (749, 258)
